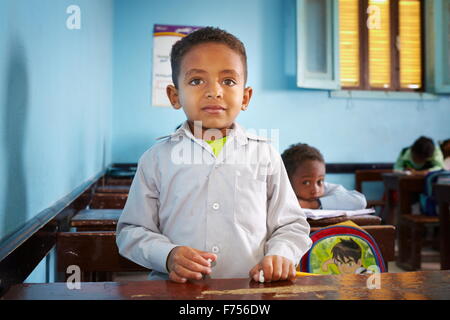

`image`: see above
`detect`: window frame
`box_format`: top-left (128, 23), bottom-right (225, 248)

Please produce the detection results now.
top-left (296, 0), bottom-right (450, 95)
top-left (341, 0), bottom-right (425, 92)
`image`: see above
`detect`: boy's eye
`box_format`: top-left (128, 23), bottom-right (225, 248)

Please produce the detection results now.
top-left (223, 78), bottom-right (236, 86)
top-left (317, 180), bottom-right (324, 186)
top-left (188, 78), bottom-right (204, 86)
top-left (302, 181), bottom-right (310, 186)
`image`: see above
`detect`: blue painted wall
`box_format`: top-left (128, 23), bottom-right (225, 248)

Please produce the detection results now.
top-left (112, 0), bottom-right (450, 170)
top-left (0, 0), bottom-right (113, 282)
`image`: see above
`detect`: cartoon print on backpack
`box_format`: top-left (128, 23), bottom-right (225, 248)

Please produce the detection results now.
top-left (321, 238), bottom-right (372, 274)
top-left (300, 223), bottom-right (386, 275)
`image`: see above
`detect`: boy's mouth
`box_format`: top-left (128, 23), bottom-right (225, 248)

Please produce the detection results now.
top-left (202, 105), bottom-right (226, 114)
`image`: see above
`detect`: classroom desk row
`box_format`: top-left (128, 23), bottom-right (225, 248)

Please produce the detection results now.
top-left (75, 171), bottom-right (450, 272)
top-left (3, 271), bottom-right (450, 300)
top-left (381, 173), bottom-right (450, 271)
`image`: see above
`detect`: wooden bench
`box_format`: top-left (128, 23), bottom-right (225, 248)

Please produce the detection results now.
top-left (70, 209), bottom-right (122, 231)
top-left (89, 193), bottom-right (128, 209)
top-left (434, 183), bottom-right (450, 270)
top-left (56, 231), bottom-right (148, 282)
top-left (355, 169), bottom-right (392, 210)
top-left (397, 215), bottom-right (439, 271)
top-left (382, 173), bottom-right (425, 225)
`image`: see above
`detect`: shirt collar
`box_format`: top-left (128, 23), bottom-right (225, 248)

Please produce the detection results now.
top-left (156, 121), bottom-right (267, 145)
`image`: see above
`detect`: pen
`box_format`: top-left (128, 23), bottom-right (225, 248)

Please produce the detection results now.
top-left (296, 271), bottom-right (319, 277)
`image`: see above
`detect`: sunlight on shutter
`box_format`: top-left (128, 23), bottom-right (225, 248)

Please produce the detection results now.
top-left (368, 0), bottom-right (391, 88)
top-left (339, 0), bottom-right (360, 87)
top-left (399, 0), bottom-right (422, 89)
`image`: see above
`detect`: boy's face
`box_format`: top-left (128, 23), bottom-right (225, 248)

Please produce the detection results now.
top-left (411, 152), bottom-right (427, 166)
top-left (291, 160), bottom-right (326, 202)
top-left (334, 257), bottom-right (362, 274)
top-left (167, 42), bottom-right (252, 137)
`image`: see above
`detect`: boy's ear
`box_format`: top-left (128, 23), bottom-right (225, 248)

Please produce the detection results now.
top-left (241, 86), bottom-right (253, 111)
top-left (166, 84), bottom-right (182, 110)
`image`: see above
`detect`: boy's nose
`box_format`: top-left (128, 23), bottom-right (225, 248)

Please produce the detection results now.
top-left (206, 83), bottom-right (223, 99)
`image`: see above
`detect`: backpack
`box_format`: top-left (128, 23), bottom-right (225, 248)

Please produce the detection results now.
top-left (419, 170), bottom-right (450, 216)
top-left (300, 221), bottom-right (386, 275)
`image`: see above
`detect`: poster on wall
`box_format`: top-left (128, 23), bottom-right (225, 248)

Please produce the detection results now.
top-left (151, 24), bottom-right (203, 107)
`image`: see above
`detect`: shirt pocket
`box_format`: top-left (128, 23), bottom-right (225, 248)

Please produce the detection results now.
top-left (234, 172), bottom-right (267, 236)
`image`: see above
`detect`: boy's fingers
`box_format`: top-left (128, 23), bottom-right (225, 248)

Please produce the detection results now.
top-left (173, 264), bottom-right (204, 281)
top-left (169, 271), bottom-right (187, 283)
top-left (196, 251), bottom-right (218, 264)
top-left (280, 260), bottom-right (290, 280)
top-left (271, 256), bottom-right (283, 281)
top-left (261, 258), bottom-right (273, 282)
top-left (179, 255), bottom-right (212, 274)
top-left (249, 264), bottom-right (261, 282)
top-left (288, 264), bottom-right (296, 281)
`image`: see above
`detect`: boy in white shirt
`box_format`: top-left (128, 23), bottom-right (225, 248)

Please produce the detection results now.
top-left (116, 27), bottom-right (311, 283)
top-left (282, 143), bottom-right (367, 210)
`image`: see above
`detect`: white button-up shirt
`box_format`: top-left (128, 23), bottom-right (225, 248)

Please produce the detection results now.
top-left (116, 121), bottom-right (312, 280)
top-left (321, 182), bottom-right (367, 210)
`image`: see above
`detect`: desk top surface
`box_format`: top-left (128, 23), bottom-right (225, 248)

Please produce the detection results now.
top-left (3, 271), bottom-right (449, 300)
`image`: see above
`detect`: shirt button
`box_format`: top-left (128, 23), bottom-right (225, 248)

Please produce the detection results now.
top-left (212, 203), bottom-right (220, 210)
top-left (212, 246), bottom-right (220, 254)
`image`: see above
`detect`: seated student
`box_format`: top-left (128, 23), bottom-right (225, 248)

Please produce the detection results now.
top-left (394, 136), bottom-right (445, 175)
top-left (440, 139), bottom-right (450, 170)
top-left (116, 27), bottom-right (312, 283)
top-left (281, 143), bottom-right (367, 210)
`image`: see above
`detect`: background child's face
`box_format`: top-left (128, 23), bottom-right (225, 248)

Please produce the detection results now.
top-left (167, 42), bottom-right (252, 135)
top-left (291, 160), bottom-right (325, 201)
top-left (411, 152), bottom-right (427, 166)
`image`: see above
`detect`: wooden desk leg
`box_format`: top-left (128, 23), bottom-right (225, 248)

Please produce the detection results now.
top-left (410, 222), bottom-right (423, 271)
top-left (384, 190), bottom-right (395, 225)
top-left (439, 203), bottom-right (450, 270)
top-left (397, 219), bottom-right (410, 267)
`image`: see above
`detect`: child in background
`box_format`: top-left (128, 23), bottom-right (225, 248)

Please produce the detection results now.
top-left (281, 143), bottom-right (367, 210)
top-left (116, 27), bottom-right (311, 283)
top-left (394, 136), bottom-right (445, 175)
top-left (440, 139), bottom-right (450, 170)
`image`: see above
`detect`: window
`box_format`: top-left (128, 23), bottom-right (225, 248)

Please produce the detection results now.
top-left (296, 0), bottom-right (450, 94)
top-left (339, 0), bottom-right (423, 91)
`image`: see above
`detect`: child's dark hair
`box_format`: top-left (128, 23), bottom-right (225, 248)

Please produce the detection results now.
top-left (281, 143), bottom-right (325, 179)
top-left (332, 238), bottom-right (362, 263)
top-left (411, 136), bottom-right (435, 160)
top-left (170, 26), bottom-right (247, 88)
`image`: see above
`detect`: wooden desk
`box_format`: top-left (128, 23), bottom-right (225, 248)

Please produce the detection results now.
top-left (307, 215), bottom-right (381, 228)
top-left (355, 169), bottom-right (392, 209)
top-left (383, 173), bottom-right (442, 271)
top-left (71, 209), bottom-right (122, 231)
top-left (382, 173), bottom-right (425, 225)
top-left (2, 271), bottom-right (449, 300)
top-left (95, 185), bottom-right (130, 194)
top-left (434, 184), bottom-right (450, 270)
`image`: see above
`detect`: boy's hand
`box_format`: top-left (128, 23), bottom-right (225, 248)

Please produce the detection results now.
top-left (249, 255), bottom-right (296, 282)
top-left (166, 246), bottom-right (216, 283)
top-left (299, 199), bottom-right (321, 209)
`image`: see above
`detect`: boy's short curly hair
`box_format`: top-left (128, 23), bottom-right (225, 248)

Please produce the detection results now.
top-left (411, 136), bottom-right (435, 160)
top-left (170, 26), bottom-right (247, 88)
top-left (281, 143), bottom-right (325, 179)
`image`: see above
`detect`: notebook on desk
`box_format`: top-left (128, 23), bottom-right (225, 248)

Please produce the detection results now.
top-left (303, 208), bottom-right (376, 220)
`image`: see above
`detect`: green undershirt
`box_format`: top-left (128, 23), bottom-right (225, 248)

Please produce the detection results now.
top-left (205, 136), bottom-right (227, 157)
